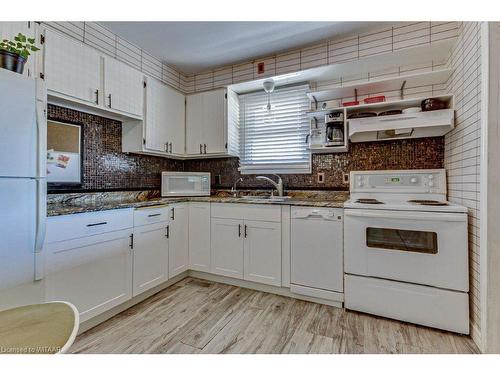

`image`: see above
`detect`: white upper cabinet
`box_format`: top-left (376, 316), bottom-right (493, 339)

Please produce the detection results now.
top-left (104, 57), bottom-right (144, 118)
top-left (44, 28), bottom-right (101, 105)
top-left (186, 88), bottom-right (228, 156)
top-left (131, 76), bottom-right (185, 156)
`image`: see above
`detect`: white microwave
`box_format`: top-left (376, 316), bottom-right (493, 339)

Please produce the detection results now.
top-left (161, 172), bottom-right (211, 197)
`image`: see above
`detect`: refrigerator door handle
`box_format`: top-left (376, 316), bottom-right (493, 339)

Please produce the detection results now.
top-left (36, 99), bottom-right (47, 178)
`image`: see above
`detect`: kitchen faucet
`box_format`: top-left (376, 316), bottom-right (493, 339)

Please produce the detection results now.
top-left (256, 175), bottom-right (284, 197)
top-left (231, 177), bottom-right (243, 197)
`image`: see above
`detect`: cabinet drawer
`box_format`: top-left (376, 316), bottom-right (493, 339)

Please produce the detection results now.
top-left (133, 205), bottom-right (170, 227)
top-left (46, 209), bottom-right (134, 243)
top-left (211, 203), bottom-right (281, 222)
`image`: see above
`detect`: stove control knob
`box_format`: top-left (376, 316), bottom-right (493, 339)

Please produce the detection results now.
top-left (357, 181), bottom-right (364, 187)
top-left (428, 175), bottom-right (434, 180)
top-left (410, 177), bottom-right (417, 184)
top-left (428, 181), bottom-right (434, 187)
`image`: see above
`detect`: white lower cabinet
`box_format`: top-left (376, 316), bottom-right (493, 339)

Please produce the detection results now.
top-left (168, 203), bottom-right (189, 277)
top-left (44, 228), bottom-right (133, 322)
top-left (189, 202), bottom-right (211, 272)
top-left (132, 221), bottom-right (169, 297)
top-left (210, 204), bottom-right (282, 286)
top-left (210, 218), bottom-right (244, 278)
top-left (243, 220), bottom-right (282, 287)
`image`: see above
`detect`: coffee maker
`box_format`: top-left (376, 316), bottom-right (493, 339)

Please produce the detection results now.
top-left (325, 112), bottom-right (345, 147)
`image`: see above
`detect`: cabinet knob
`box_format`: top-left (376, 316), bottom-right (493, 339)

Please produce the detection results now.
top-left (200, 144), bottom-right (203, 154)
top-left (204, 144), bottom-right (207, 154)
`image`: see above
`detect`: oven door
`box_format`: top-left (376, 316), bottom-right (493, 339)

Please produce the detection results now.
top-left (344, 209), bottom-right (468, 291)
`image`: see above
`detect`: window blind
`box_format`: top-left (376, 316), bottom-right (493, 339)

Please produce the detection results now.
top-left (238, 84), bottom-right (311, 174)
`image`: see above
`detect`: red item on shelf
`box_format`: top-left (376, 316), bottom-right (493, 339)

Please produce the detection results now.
top-left (342, 101), bottom-right (360, 107)
top-left (363, 96), bottom-right (386, 104)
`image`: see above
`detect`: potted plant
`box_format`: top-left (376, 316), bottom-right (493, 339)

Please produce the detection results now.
top-left (0, 33), bottom-right (39, 74)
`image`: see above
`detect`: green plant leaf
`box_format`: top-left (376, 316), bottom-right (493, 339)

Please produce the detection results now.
top-left (28, 38), bottom-right (35, 44)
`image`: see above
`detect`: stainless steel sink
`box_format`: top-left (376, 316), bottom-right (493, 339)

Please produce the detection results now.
top-left (239, 195), bottom-right (291, 202)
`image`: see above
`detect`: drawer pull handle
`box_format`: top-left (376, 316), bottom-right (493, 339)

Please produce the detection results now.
top-left (171, 207), bottom-right (175, 220)
top-left (238, 224), bottom-right (241, 237)
top-left (86, 221), bottom-right (108, 227)
top-left (244, 224), bottom-right (248, 238)
top-left (148, 213), bottom-right (161, 217)
top-left (165, 225), bottom-right (169, 238)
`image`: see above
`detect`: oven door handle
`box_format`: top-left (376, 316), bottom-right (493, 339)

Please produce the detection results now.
top-left (344, 209), bottom-right (467, 222)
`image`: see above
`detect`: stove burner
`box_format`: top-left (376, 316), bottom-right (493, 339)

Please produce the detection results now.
top-left (356, 198), bottom-right (384, 204)
top-left (408, 199), bottom-right (449, 206)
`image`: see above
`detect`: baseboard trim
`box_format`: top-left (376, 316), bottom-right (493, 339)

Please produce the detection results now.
top-left (188, 270), bottom-right (343, 308)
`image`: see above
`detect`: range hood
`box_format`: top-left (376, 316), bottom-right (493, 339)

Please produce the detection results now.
top-left (348, 109), bottom-right (455, 143)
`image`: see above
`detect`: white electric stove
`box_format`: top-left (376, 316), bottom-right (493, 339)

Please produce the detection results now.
top-left (343, 169), bottom-right (470, 334)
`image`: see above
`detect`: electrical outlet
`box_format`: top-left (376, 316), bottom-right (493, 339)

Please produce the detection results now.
top-left (343, 173), bottom-right (350, 184)
top-left (317, 172), bottom-right (325, 184)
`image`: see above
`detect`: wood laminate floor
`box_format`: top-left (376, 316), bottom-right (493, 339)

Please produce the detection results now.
top-left (71, 277), bottom-right (478, 354)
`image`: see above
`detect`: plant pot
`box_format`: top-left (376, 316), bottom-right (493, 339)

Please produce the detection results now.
top-left (0, 50), bottom-right (26, 74)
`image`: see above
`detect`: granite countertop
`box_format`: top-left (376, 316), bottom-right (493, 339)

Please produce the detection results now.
top-left (47, 190), bottom-right (349, 217)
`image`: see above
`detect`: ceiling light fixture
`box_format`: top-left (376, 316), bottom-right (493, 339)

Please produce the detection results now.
top-left (263, 79), bottom-right (275, 110)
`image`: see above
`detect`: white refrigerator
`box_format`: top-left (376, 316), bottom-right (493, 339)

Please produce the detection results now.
top-left (0, 68), bottom-right (47, 309)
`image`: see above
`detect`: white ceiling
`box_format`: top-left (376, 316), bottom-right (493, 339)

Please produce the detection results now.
top-left (100, 22), bottom-right (385, 74)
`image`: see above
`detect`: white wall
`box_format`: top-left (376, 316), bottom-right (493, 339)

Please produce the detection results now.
top-left (444, 22), bottom-right (482, 346)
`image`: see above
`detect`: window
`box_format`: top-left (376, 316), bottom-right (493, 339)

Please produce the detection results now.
top-left (238, 84), bottom-right (311, 174)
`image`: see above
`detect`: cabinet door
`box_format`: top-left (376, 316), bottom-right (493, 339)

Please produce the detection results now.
top-left (189, 203), bottom-right (211, 272)
top-left (132, 222), bottom-right (169, 296)
top-left (203, 89), bottom-right (227, 154)
top-left (244, 220), bottom-right (282, 286)
top-left (163, 85), bottom-right (185, 155)
top-left (44, 229), bottom-right (133, 322)
top-left (185, 92), bottom-right (204, 155)
top-left (44, 29), bottom-right (101, 105)
top-left (104, 57), bottom-right (144, 117)
top-left (144, 77), bottom-right (168, 153)
top-left (210, 218), bottom-right (244, 278)
top-left (169, 204), bottom-right (189, 277)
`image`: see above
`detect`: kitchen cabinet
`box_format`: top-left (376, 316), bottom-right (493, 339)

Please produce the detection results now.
top-left (132, 207), bottom-right (170, 296)
top-left (188, 202), bottom-right (211, 272)
top-left (186, 88), bottom-right (227, 156)
top-left (44, 208), bottom-right (135, 322)
top-left (210, 218), bottom-right (244, 278)
top-left (44, 28), bottom-right (101, 106)
top-left (243, 220), bottom-right (281, 287)
top-left (123, 76), bottom-right (185, 156)
top-left (103, 57), bottom-right (144, 117)
top-left (168, 203), bottom-right (189, 277)
top-left (210, 204), bottom-right (282, 285)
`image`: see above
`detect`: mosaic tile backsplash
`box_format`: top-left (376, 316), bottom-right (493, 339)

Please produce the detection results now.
top-left (47, 105), bottom-right (444, 193)
top-left (47, 105), bottom-right (183, 192)
top-left (185, 137), bottom-right (445, 191)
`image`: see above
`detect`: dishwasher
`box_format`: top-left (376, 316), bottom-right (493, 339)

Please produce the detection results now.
top-left (290, 206), bottom-right (343, 301)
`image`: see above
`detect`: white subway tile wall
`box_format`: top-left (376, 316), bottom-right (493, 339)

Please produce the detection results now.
top-left (181, 21), bottom-right (460, 94)
top-left (445, 22), bottom-right (482, 346)
top-left (43, 21), bottom-right (460, 98)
